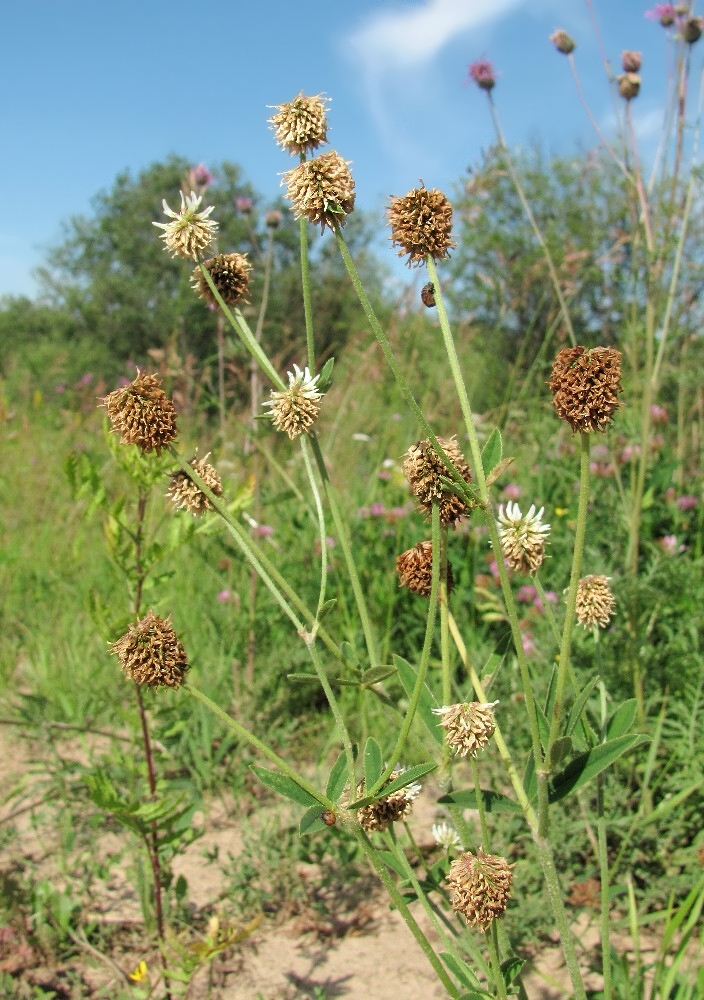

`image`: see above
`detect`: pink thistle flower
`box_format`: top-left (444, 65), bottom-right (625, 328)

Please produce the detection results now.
top-left (650, 404), bottom-right (668, 424)
top-left (188, 163), bottom-right (214, 190)
top-left (645, 4), bottom-right (677, 26)
top-left (236, 196), bottom-right (253, 214)
top-left (468, 59), bottom-right (497, 91)
top-left (503, 483), bottom-right (522, 500)
top-left (516, 584), bottom-right (538, 604)
top-left (253, 523), bottom-right (274, 538)
top-left (370, 502), bottom-right (386, 517)
top-left (676, 494), bottom-right (698, 511)
top-left (217, 589), bottom-right (232, 603)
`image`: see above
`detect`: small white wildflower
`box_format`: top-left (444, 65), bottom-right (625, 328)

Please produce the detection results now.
top-left (352, 432), bottom-right (372, 442)
top-left (432, 822), bottom-right (463, 852)
top-left (153, 190), bottom-right (218, 260)
top-left (496, 501), bottom-right (550, 575)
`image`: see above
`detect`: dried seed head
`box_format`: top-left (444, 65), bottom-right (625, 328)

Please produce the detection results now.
top-left (421, 282), bottom-right (436, 308)
top-left (357, 769), bottom-right (421, 834)
top-left (283, 151), bottom-right (355, 233)
top-left (468, 59), bottom-right (497, 91)
top-left (269, 92), bottom-right (330, 155)
top-left (387, 185), bottom-right (456, 267)
top-left (446, 850), bottom-right (514, 930)
top-left (101, 370), bottom-right (178, 454)
top-left (265, 210), bottom-right (283, 229)
top-left (403, 436), bottom-right (474, 527)
top-left (622, 50), bottom-right (642, 72)
top-left (682, 16), bottom-right (704, 43)
top-left (496, 502), bottom-right (551, 575)
top-left (166, 454), bottom-right (223, 516)
top-left (617, 72), bottom-right (641, 100)
top-left (550, 29), bottom-right (576, 54)
top-left (548, 346), bottom-right (623, 434)
top-left (152, 190), bottom-right (218, 260)
top-left (192, 253), bottom-right (252, 307)
top-left (575, 575), bottom-right (615, 628)
top-left (111, 610), bottom-right (189, 689)
top-left (263, 364), bottom-right (323, 439)
top-left (396, 540), bottom-right (454, 597)
top-left (433, 701), bottom-right (499, 757)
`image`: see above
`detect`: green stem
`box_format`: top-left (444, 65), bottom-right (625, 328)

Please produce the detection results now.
top-left (471, 758), bottom-right (490, 850)
top-left (353, 827), bottom-right (460, 997)
top-left (597, 680), bottom-right (612, 1000)
top-left (533, 836), bottom-right (588, 1000)
top-left (488, 921), bottom-right (508, 1000)
top-left (299, 217), bottom-right (315, 371)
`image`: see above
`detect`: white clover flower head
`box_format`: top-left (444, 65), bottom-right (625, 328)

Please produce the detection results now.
top-left (262, 364), bottom-right (324, 439)
top-left (432, 822), bottom-right (463, 852)
top-left (153, 190), bottom-right (218, 260)
top-left (496, 501), bottom-right (551, 575)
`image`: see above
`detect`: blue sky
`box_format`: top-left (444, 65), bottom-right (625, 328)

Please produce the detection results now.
top-left (0, 0), bottom-right (686, 298)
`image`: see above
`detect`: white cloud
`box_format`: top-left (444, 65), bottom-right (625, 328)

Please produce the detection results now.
top-left (348, 0), bottom-right (523, 71)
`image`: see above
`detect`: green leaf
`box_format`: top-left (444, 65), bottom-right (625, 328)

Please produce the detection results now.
top-left (363, 737), bottom-right (384, 790)
top-left (439, 789), bottom-right (521, 814)
top-left (549, 735), bottom-right (649, 803)
top-left (361, 665), bottom-right (397, 686)
top-left (544, 664), bottom-right (558, 721)
top-left (523, 752), bottom-right (537, 801)
top-left (317, 356), bottom-right (335, 393)
top-left (325, 750), bottom-right (350, 802)
top-left (440, 952), bottom-right (481, 989)
top-left (299, 806), bottom-right (329, 837)
top-left (316, 598), bottom-right (337, 622)
top-left (378, 850), bottom-right (408, 878)
top-left (340, 641), bottom-right (361, 670)
top-left (500, 957), bottom-right (525, 987)
top-left (481, 428), bottom-right (502, 477)
top-left (606, 699), bottom-right (637, 740)
top-left (549, 736), bottom-right (573, 767)
top-left (485, 457), bottom-right (514, 488)
top-left (565, 675), bottom-right (600, 738)
top-left (394, 654), bottom-right (442, 745)
top-left (349, 762), bottom-right (436, 809)
top-left (249, 765), bottom-right (321, 807)
top-left (286, 673), bottom-right (319, 683)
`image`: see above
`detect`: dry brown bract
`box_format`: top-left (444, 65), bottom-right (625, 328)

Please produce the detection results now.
top-left (549, 29), bottom-right (575, 54)
top-left (387, 185), bottom-right (456, 267)
top-left (283, 151), bottom-right (355, 232)
top-left (269, 92), bottom-right (330, 155)
top-left (396, 540), bottom-right (454, 597)
top-left (101, 370), bottom-right (177, 454)
top-left (192, 253), bottom-right (252, 307)
top-left (575, 574), bottom-right (616, 628)
top-left (111, 610), bottom-right (189, 689)
top-left (433, 701), bottom-right (498, 757)
top-left (446, 850), bottom-right (514, 930)
top-left (356, 771), bottom-right (421, 834)
top-left (403, 436), bottom-right (474, 526)
top-left (548, 346), bottom-right (623, 433)
top-left (166, 455), bottom-right (223, 516)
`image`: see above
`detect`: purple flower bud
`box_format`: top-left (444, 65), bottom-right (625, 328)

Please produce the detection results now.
top-left (468, 59), bottom-right (497, 91)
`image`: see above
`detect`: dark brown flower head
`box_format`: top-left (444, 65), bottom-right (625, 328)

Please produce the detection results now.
top-left (396, 540), bottom-right (454, 597)
top-left (433, 701), bottom-right (498, 757)
top-left (101, 370), bottom-right (178, 454)
top-left (550, 29), bottom-right (576, 54)
top-left (622, 50), bottom-right (642, 72)
top-left (682, 16), bottom-right (704, 43)
top-left (548, 346), bottom-right (623, 434)
top-left (446, 850), bottom-right (514, 930)
top-left (283, 151), bottom-right (355, 232)
top-left (269, 92), bottom-right (330, 155)
top-left (166, 454), bottom-right (223, 516)
top-left (192, 253), bottom-right (252, 308)
top-left (265, 210), bottom-right (283, 229)
top-left (403, 436), bottom-right (474, 526)
top-left (110, 610), bottom-right (189, 689)
top-left (356, 770), bottom-right (421, 834)
top-left (387, 185), bottom-right (456, 267)
top-left (617, 72), bottom-right (641, 100)
top-left (421, 282), bottom-right (436, 308)
top-left (575, 574), bottom-right (615, 628)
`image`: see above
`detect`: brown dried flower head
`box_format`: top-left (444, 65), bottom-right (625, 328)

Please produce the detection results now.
top-left (152, 190), bottom-right (218, 260)
top-left (575, 574), bottom-right (616, 628)
top-left (433, 701), bottom-right (499, 757)
top-left (682, 17), bottom-right (704, 44)
top-left (403, 436), bottom-right (474, 526)
top-left (269, 92), bottom-right (330, 155)
top-left (265, 210), bottom-right (283, 229)
top-left (101, 370), bottom-right (177, 454)
top-left (283, 151), bottom-right (355, 232)
top-left (357, 770), bottom-right (422, 834)
top-left (421, 282), bottom-right (436, 308)
top-left (396, 540), bottom-right (454, 597)
top-left (550, 29), bottom-right (576, 54)
top-left (617, 72), bottom-right (641, 100)
top-left (387, 185), bottom-right (456, 267)
top-left (192, 253), bottom-right (252, 308)
top-left (622, 50), bottom-right (642, 72)
top-left (548, 346), bottom-right (623, 434)
top-left (496, 502), bottom-right (550, 575)
top-left (110, 610), bottom-right (189, 689)
top-left (166, 454), bottom-right (223, 516)
top-left (263, 364), bottom-right (323, 439)
top-left (447, 850), bottom-right (514, 930)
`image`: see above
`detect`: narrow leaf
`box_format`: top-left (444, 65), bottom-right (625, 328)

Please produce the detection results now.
top-left (549, 735), bottom-right (649, 803)
top-left (565, 675), bottom-right (600, 738)
top-left (325, 750), bottom-right (350, 802)
top-left (249, 765), bottom-right (321, 807)
top-left (361, 665), bottom-right (397, 686)
top-left (316, 598), bottom-right (337, 622)
top-left (439, 788), bottom-right (521, 814)
top-left (364, 737), bottom-right (384, 790)
top-left (606, 699), bottom-right (637, 740)
top-left (299, 806), bottom-right (329, 837)
top-left (549, 736), bottom-right (573, 768)
top-left (500, 957), bottom-right (525, 986)
top-left (394, 654), bottom-right (442, 745)
top-left (440, 952), bottom-right (481, 989)
top-left (485, 457), bottom-right (514, 487)
top-left (481, 428), bottom-right (502, 477)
